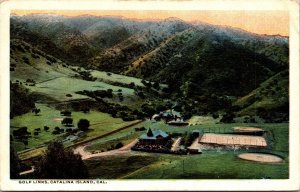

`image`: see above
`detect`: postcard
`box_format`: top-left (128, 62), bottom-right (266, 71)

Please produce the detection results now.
top-left (0, 0), bottom-right (299, 191)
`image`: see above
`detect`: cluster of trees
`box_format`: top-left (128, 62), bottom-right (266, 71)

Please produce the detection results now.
top-left (76, 89), bottom-right (113, 99)
top-left (10, 82), bottom-right (35, 118)
top-left (78, 71), bottom-right (97, 81)
top-left (34, 142), bottom-right (89, 179)
top-left (141, 80), bottom-right (160, 90)
top-left (180, 132), bottom-right (195, 147)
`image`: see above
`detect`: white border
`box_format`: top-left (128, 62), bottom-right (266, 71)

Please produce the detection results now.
top-left (0, 0), bottom-right (299, 191)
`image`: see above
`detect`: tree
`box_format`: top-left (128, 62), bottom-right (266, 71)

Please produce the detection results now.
top-left (115, 142), bottom-right (124, 149)
top-left (62, 117), bottom-right (73, 126)
top-left (44, 126), bottom-right (50, 131)
top-left (220, 112), bottom-right (235, 123)
top-left (152, 82), bottom-right (160, 90)
top-left (77, 119), bottom-right (90, 131)
top-left (32, 108), bottom-right (41, 116)
top-left (10, 146), bottom-right (21, 179)
top-left (35, 142), bottom-right (89, 179)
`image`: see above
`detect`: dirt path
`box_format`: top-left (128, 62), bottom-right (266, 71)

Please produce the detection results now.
top-left (171, 137), bottom-right (181, 151)
top-left (74, 139), bottom-right (139, 160)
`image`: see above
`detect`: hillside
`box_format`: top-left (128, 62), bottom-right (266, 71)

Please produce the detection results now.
top-left (10, 14), bottom-right (289, 118)
top-left (234, 70), bottom-right (289, 122)
top-left (127, 26), bottom-right (288, 98)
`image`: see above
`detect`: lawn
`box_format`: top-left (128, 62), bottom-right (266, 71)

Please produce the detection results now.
top-left (85, 154), bottom-right (160, 179)
top-left (28, 76), bottom-right (135, 102)
top-left (122, 152), bottom-right (288, 179)
top-left (85, 131), bottom-right (140, 152)
top-left (10, 103), bottom-right (139, 154)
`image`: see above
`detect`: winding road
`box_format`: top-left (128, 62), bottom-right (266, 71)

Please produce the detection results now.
top-left (74, 139), bottom-right (138, 160)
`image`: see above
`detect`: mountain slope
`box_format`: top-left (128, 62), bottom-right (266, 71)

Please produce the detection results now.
top-left (10, 14), bottom-right (289, 116)
top-left (126, 26), bottom-right (288, 97)
top-left (234, 70), bottom-right (289, 122)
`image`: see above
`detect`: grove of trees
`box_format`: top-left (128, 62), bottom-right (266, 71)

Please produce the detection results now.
top-left (35, 142), bottom-right (89, 179)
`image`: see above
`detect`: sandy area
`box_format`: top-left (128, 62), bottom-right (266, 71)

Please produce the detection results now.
top-left (238, 153), bottom-right (283, 163)
top-left (233, 127), bottom-right (264, 132)
top-left (188, 116), bottom-right (218, 126)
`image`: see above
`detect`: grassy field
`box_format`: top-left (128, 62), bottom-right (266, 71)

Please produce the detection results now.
top-left (28, 76), bottom-right (135, 102)
top-left (91, 70), bottom-right (145, 87)
top-left (85, 131), bottom-right (140, 152)
top-left (83, 120), bottom-right (289, 179)
top-left (11, 103), bottom-right (138, 153)
top-left (85, 154), bottom-right (160, 179)
top-left (122, 152), bottom-right (288, 179)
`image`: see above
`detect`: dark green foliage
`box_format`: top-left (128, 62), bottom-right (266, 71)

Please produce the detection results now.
top-left (61, 117), bottom-right (73, 126)
top-left (10, 83), bottom-right (35, 118)
top-left (115, 142), bottom-right (124, 149)
top-left (141, 104), bottom-right (156, 117)
top-left (32, 108), bottom-right (41, 115)
top-left (12, 127), bottom-right (30, 138)
top-left (22, 56), bottom-right (30, 64)
top-left (35, 142), bottom-right (89, 179)
top-left (212, 112), bottom-right (219, 119)
top-left (220, 112), bottom-right (235, 123)
top-left (44, 126), bottom-right (49, 131)
top-left (78, 71), bottom-right (97, 81)
top-left (52, 130), bottom-right (60, 135)
top-left (60, 110), bottom-right (72, 116)
top-left (77, 119), bottom-right (90, 131)
top-left (10, 146), bottom-right (21, 179)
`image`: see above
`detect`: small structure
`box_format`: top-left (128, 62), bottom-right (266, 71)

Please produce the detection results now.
top-left (139, 129), bottom-right (170, 145)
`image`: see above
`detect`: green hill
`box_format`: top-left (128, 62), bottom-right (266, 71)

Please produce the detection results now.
top-left (234, 70), bottom-right (289, 122)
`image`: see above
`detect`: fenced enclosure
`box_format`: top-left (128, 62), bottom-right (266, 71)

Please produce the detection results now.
top-left (199, 133), bottom-right (267, 147)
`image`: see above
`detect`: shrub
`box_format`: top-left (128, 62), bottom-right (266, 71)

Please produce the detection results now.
top-left (44, 126), bottom-right (49, 131)
top-left (62, 117), bottom-right (73, 126)
top-left (77, 119), bottom-right (90, 131)
top-left (52, 130), bottom-right (60, 135)
top-left (115, 142), bottom-right (123, 149)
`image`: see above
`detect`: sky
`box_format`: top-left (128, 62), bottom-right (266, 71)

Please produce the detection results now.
top-left (12, 10), bottom-right (289, 36)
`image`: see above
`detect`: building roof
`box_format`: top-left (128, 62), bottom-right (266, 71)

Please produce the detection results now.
top-left (140, 129), bottom-right (169, 140)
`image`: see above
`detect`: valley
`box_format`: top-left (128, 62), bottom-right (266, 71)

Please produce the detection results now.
top-left (9, 14), bottom-right (289, 179)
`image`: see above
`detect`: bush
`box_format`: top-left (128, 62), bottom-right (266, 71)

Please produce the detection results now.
top-left (77, 119), bottom-right (90, 131)
top-left (212, 112), bottom-right (219, 119)
top-left (62, 117), bottom-right (73, 126)
top-left (66, 94), bottom-right (72, 97)
top-left (44, 126), bottom-right (49, 131)
top-left (115, 142), bottom-right (123, 149)
top-left (13, 127), bottom-right (30, 137)
top-left (52, 130), bottom-right (60, 135)
top-left (66, 128), bottom-right (72, 133)
top-left (220, 112), bottom-right (235, 123)
top-left (60, 111), bottom-right (72, 116)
